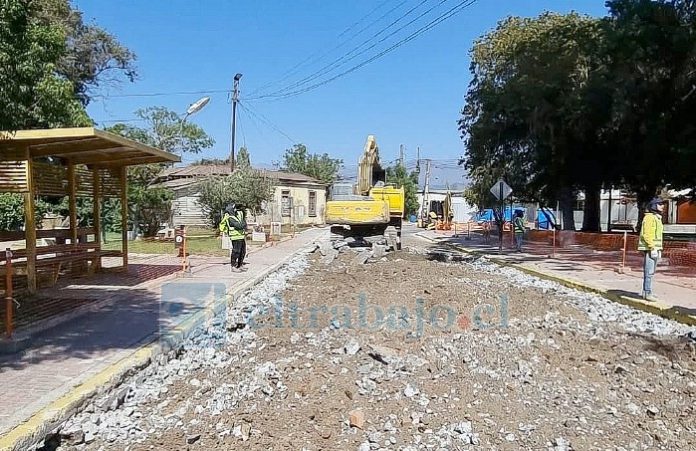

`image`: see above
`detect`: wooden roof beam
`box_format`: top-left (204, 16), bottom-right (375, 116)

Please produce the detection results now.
top-left (29, 138), bottom-right (120, 157)
top-left (72, 151), bottom-right (146, 165)
top-left (92, 157), bottom-right (170, 167)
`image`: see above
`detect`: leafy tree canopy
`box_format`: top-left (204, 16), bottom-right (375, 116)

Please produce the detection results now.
top-left (459, 1), bottom-right (696, 231)
top-left (197, 167), bottom-right (277, 229)
top-left (107, 107), bottom-right (215, 154)
top-left (281, 144), bottom-right (342, 185)
top-left (35, 0), bottom-right (137, 105)
top-left (386, 164), bottom-right (419, 217)
top-left (236, 147), bottom-right (251, 169)
top-left (0, 0), bottom-right (90, 130)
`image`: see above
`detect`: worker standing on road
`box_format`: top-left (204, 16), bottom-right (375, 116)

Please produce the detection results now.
top-left (513, 210), bottom-right (525, 252)
top-left (219, 204), bottom-right (247, 272)
top-left (638, 198), bottom-right (664, 302)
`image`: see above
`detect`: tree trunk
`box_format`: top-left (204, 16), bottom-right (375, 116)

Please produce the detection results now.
top-left (581, 185), bottom-right (601, 232)
top-left (558, 187), bottom-right (576, 231)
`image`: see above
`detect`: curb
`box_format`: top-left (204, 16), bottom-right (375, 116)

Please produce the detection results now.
top-left (415, 233), bottom-right (696, 327)
top-left (0, 236), bottom-right (320, 451)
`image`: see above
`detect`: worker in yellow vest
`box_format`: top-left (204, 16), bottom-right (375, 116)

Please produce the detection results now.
top-left (513, 210), bottom-right (525, 252)
top-left (219, 204), bottom-right (247, 271)
top-left (637, 198), bottom-right (664, 302)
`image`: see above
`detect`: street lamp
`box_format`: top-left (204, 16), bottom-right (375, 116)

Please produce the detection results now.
top-left (231, 73), bottom-right (242, 172)
top-left (158, 96), bottom-right (211, 150)
top-left (185, 96), bottom-right (210, 119)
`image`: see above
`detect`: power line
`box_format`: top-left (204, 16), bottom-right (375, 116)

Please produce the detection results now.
top-left (337, 0), bottom-right (392, 39)
top-left (250, 0), bottom-right (438, 99)
top-left (94, 118), bottom-right (147, 124)
top-left (105, 88), bottom-right (231, 98)
top-left (238, 103), bottom-right (276, 151)
top-left (250, 0), bottom-right (479, 101)
top-left (238, 102), bottom-right (297, 144)
top-left (238, 103), bottom-right (247, 149)
top-left (252, 0), bottom-right (438, 99)
top-left (248, 0), bottom-right (401, 97)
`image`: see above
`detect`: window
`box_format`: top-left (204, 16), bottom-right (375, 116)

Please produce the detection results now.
top-left (308, 191), bottom-right (317, 217)
top-left (281, 190), bottom-right (291, 217)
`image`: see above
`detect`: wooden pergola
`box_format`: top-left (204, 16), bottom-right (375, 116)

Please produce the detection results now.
top-left (0, 127), bottom-right (180, 293)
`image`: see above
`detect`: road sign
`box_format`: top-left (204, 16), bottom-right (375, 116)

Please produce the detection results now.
top-left (174, 226), bottom-right (185, 249)
top-left (490, 179), bottom-right (512, 200)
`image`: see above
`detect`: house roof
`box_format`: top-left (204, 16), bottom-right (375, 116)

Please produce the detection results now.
top-left (158, 164), bottom-right (327, 186)
top-left (0, 127), bottom-right (180, 166)
top-left (160, 164), bottom-right (230, 177)
top-left (157, 178), bottom-right (199, 190)
top-left (267, 170), bottom-right (326, 184)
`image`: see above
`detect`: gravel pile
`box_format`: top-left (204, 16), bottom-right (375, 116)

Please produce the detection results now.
top-left (50, 238), bottom-right (695, 450)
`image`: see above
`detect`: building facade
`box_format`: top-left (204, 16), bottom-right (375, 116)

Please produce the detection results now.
top-left (154, 165), bottom-right (327, 228)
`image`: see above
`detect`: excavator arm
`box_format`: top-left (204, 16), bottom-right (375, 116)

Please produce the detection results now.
top-left (356, 135), bottom-right (386, 196)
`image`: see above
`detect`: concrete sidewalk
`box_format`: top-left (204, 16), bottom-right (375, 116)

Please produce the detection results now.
top-left (0, 227), bottom-right (325, 449)
top-left (417, 229), bottom-right (696, 321)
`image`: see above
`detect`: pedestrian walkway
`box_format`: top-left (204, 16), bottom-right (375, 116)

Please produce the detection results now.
top-left (0, 227), bottom-right (324, 448)
top-left (417, 229), bottom-right (696, 317)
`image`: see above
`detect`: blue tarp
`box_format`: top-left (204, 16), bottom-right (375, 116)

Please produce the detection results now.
top-left (475, 207), bottom-right (525, 223)
top-left (537, 208), bottom-right (558, 230)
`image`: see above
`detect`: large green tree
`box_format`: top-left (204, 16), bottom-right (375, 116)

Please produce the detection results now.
top-left (602, 0), bottom-right (696, 209)
top-left (34, 0), bottom-right (137, 105)
top-left (460, 13), bottom-right (604, 230)
top-left (386, 163), bottom-right (419, 217)
top-left (0, 0), bottom-right (89, 130)
top-left (460, 2), bottom-right (696, 231)
top-left (281, 144), bottom-right (342, 185)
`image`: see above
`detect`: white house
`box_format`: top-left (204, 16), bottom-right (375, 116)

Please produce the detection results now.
top-left (155, 165), bottom-right (327, 228)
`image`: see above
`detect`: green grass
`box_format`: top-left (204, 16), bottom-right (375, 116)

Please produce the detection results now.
top-left (101, 228), bottom-right (270, 257)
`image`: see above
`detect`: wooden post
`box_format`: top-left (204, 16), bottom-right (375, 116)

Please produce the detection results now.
top-left (120, 166), bottom-right (128, 269)
top-left (92, 168), bottom-right (102, 271)
top-left (68, 162), bottom-right (78, 245)
top-left (181, 226), bottom-right (188, 272)
top-left (24, 150), bottom-right (37, 293)
top-left (621, 231), bottom-right (628, 272)
top-left (5, 249), bottom-right (13, 337)
top-left (552, 227), bottom-right (556, 258)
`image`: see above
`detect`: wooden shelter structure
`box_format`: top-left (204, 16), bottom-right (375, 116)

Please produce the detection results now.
top-left (0, 127), bottom-right (180, 294)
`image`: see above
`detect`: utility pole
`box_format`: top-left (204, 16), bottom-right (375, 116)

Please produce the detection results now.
top-left (416, 146), bottom-right (420, 174)
top-left (230, 73), bottom-right (242, 172)
top-left (420, 159), bottom-right (431, 224)
top-left (399, 144), bottom-right (404, 168)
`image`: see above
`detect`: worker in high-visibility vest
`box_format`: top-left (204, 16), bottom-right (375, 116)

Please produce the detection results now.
top-left (638, 198), bottom-right (664, 302)
top-left (219, 204), bottom-right (247, 271)
top-left (513, 210), bottom-right (525, 252)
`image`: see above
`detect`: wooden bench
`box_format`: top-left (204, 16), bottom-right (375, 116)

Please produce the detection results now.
top-left (0, 243), bottom-right (102, 287)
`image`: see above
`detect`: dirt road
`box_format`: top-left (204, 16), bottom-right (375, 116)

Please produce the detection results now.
top-left (54, 235), bottom-right (696, 451)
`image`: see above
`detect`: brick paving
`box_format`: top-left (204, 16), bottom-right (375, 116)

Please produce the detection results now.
top-left (422, 228), bottom-right (696, 313)
top-left (0, 228), bottom-right (324, 437)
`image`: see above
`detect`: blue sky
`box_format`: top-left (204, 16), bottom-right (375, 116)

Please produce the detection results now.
top-left (78, 0), bottom-right (608, 182)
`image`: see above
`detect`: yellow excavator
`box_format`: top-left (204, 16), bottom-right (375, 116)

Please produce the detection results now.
top-left (325, 135), bottom-right (404, 250)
